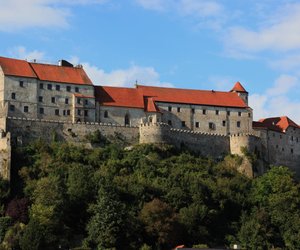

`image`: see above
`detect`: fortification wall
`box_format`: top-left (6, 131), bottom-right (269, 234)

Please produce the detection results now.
top-left (140, 123), bottom-right (230, 159)
top-left (0, 132), bottom-right (11, 180)
top-left (7, 117), bottom-right (139, 146)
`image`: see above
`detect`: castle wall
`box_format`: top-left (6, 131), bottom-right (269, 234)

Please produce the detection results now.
top-left (156, 102), bottom-right (252, 135)
top-left (7, 117), bottom-right (139, 146)
top-left (98, 106), bottom-right (147, 127)
top-left (0, 132), bottom-right (11, 180)
top-left (140, 123), bottom-right (230, 159)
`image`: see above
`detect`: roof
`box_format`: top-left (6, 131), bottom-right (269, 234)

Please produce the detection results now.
top-left (230, 81), bottom-right (248, 93)
top-left (95, 86), bottom-right (145, 109)
top-left (253, 116), bottom-right (300, 133)
top-left (30, 63), bottom-right (92, 85)
top-left (95, 84), bottom-right (248, 110)
top-left (0, 56), bottom-right (92, 85)
top-left (0, 56), bottom-right (37, 78)
top-left (137, 85), bottom-right (248, 108)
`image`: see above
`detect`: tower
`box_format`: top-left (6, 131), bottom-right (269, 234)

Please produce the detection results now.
top-left (230, 81), bottom-right (248, 105)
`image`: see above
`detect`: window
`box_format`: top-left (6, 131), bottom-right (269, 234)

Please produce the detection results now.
top-left (10, 105), bottom-right (15, 111)
top-left (77, 109), bottom-right (81, 116)
top-left (273, 133), bottom-right (275, 137)
top-left (168, 106), bottom-right (172, 112)
top-left (39, 108), bottom-right (44, 114)
top-left (84, 99), bottom-right (88, 105)
top-left (238, 112), bottom-right (242, 116)
top-left (297, 138), bottom-right (299, 143)
top-left (75, 87), bottom-right (79, 93)
top-left (291, 148), bottom-right (294, 154)
top-left (191, 108), bottom-right (195, 114)
top-left (84, 110), bottom-right (88, 117)
top-left (181, 121), bottom-right (186, 127)
top-left (280, 134), bottom-right (282, 139)
top-left (216, 110), bottom-right (219, 115)
top-left (51, 97), bottom-right (55, 103)
top-left (177, 107), bottom-right (181, 112)
top-left (24, 106), bottom-right (28, 113)
top-left (248, 113), bottom-right (251, 117)
top-left (77, 98), bottom-right (81, 104)
top-left (65, 98), bottom-right (69, 104)
top-left (67, 110), bottom-right (70, 116)
top-left (19, 81), bottom-right (24, 87)
top-left (282, 148), bottom-right (285, 152)
top-left (47, 84), bottom-right (52, 90)
top-left (63, 110), bottom-right (66, 116)
top-left (195, 122), bottom-right (199, 128)
top-left (237, 121), bottom-right (241, 128)
top-left (276, 145), bottom-right (279, 149)
top-left (209, 122), bottom-right (215, 130)
top-left (11, 93), bottom-right (16, 99)
top-left (55, 109), bottom-right (59, 116)
top-left (291, 136), bottom-right (294, 141)
top-left (39, 83), bottom-right (44, 89)
top-left (104, 110), bottom-right (108, 118)
top-left (39, 96), bottom-right (43, 102)
top-left (125, 114), bottom-right (130, 125)
top-left (56, 85), bottom-right (60, 91)
top-left (168, 120), bottom-right (172, 126)
top-left (227, 111), bottom-right (230, 116)
top-left (66, 86), bottom-right (71, 92)
top-left (222, 120), bottom-right (226, 127)
top-left (203, 109), bottom-right (206, 115)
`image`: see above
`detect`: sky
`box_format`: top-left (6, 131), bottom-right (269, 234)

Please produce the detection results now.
top-left (1, 0), bottom-right (300, 122)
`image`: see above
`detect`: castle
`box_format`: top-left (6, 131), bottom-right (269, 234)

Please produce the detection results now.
top-left (0, 56), bottom-right (299, 180)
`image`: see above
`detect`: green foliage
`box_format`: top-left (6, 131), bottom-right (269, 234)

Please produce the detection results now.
top-left (4, 141), bottom-right (300, 249)
top-left (0, 217), bottom-right (11, 243)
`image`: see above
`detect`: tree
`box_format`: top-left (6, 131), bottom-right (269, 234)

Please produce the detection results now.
top-left (84, 185), bottom-right (127, 249)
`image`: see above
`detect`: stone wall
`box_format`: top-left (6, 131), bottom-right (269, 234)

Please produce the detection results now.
top-left (7, 117), bottom-right (139, 146)
top-left (0, 132), bottom-right (11, 180)
top-left (140, 122), bottom-right (230, 159)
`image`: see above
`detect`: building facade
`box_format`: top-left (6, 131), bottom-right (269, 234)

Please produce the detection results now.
top-left (0, 56), bottom-right (300, 179)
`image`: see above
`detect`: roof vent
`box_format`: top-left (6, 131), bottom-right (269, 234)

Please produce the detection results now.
top-left (58, 60), bottom-right (73, 67)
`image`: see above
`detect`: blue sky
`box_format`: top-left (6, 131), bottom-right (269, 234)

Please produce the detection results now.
top-left (1, 0), bottom-right (300, 122)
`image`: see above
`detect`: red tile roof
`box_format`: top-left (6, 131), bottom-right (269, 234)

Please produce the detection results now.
top-left (253, 116), bottom-right (300, 133)
top-left (0, 56), bottom-right (92, 85)
top-left (144, 97), bottom-right (160, 112)
top-left (30, 63), bottom-right (92, 85)
top-left (0, 56), bottom-right (37, 78)
top-left (137, 85), bottom-right (248, 108)
top-left (230, 81), bottom-right (247, 93)
top-left (95, 86), bottom-right (145, 109)
top-left (95, 84), bottom-right (248, 111)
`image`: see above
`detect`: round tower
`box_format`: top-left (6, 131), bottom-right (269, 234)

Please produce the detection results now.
top-left (230, 81), bottom-right (248, 105)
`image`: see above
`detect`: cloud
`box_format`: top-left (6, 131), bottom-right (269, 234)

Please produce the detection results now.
top-left (70, 56), bottom-right (173, 87)
top-left (225, 3), bottom-right (300, 53)
top-left (0, 0), bottom-right (108, 31)
top-left (8, 46), bottom-right (45, 61)
top-left (135, 0), bottom-right (225, 29)
top-left (249, 74), bottom-right (300, 123)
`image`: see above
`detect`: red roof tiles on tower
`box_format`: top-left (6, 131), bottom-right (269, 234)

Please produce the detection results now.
top-left (230, 81), bottom-right (248, 93)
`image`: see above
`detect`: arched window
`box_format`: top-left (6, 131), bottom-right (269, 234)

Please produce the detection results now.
top-left (125, 114), bottom-right (130, 126)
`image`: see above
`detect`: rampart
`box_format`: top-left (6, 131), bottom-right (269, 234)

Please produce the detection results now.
top-left (140, 122), bottom-right (230, 159)
top-left (7, 117), bottom-right (139, 146)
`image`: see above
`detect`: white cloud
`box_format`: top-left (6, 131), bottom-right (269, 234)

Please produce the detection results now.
top-left (134, 0), bottom-right (168, 11)
top-left (226, 3), bottom-right (300, 53)
top-left (8, 46), bottom-right (45, 61)
top-left (70, 56), bottom-right (173, 87)
top-left (249, 74), bottom-right (300, 123)
top-left (0, 0), bottom-right (108, 31)
top-left (135, 0), bottom-right (225, 29)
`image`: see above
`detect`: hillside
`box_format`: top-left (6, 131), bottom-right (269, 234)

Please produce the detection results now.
top-left (0, 141), bottom-right (300, 249)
